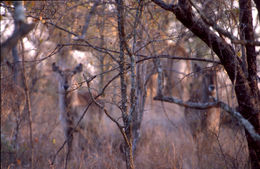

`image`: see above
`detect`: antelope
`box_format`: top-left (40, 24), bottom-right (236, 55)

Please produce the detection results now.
top-left (185, 64), bottom-right (220, 139)
top-left (52, 62), bottom-right (102, 162)
top-left (146, 42), bottom-right (191, 101)
top-left (184, 64), bottom-right (220, 168)
top-left (184, 64), bottom-right (221, 167)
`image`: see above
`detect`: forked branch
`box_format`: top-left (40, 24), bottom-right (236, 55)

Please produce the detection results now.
top-left (154, 95), bottom-right (260, 142)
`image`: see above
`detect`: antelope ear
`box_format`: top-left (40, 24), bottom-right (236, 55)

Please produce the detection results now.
top-left (52, 62), bottom-right (60, 72)
top-left (73, 63), bottom-right (83, 74)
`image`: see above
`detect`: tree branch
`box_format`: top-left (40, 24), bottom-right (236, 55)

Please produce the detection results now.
top-left (1, 22), bottom-right (35, 62)
top-left (83, 74), bottom-right (130, 147)
top-left (189, 0), bottom-right (237, 41)
top-left (136, 55), bottom-right (220, 64)
top-left (77, 1), bottom-right (100, 40)
top-left (153, 95), bottom-right (260, 142)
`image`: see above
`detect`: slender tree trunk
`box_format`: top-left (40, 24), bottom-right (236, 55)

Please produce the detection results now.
top-left (98, 12), bottom-right (105, 93)
top-left (21, 41), bottom-right (34, 169)
top-left (131, 0), bottom-right (145, 153)
top-left (116, 0), bottom-right (135, 168)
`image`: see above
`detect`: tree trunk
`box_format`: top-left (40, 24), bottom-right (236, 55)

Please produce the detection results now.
top-left (239, 1), bottom-right (260, 168)
top-left (116, 0), bottom-right (135, 168)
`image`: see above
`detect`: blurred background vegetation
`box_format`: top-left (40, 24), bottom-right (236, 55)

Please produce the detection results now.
top-left (1, 1), bottom-right (259, 169)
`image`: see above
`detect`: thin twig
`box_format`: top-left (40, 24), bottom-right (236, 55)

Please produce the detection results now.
top-left (83, 74), bottom-right (130, 147)
top-left (21, 40), bottom-right (34, 169)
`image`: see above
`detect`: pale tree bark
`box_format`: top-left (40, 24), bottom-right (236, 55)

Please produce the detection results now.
top-left (131, 0), bottom-right (145, 153)
top-left (81, 1), bottom-right (99, 39)
top-left (153, 96), bottom-right (260, 141)
top-left (115, 0), bottom-right (134, 169)
top-left (97, 3), bottom-right (106, 93)
top-left (73, 0), bottom-right (99, 41)
top-left (116, 0), bottom-right (147, 164)
top-left (152, 0), bottom-right (260, 168)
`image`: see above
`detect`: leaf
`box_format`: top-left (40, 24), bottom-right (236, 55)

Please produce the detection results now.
top-left (52, 138), bottom-right (56, 144)
top-left (26, 1), bottom-right (35, 8)
top-left (34, 137), bottom-right (39, 143)
top-left (39, 16), bottom-right (46, 24)
top-left (237, 51), bottom-right (241, 57)
top-left (17, 159), bottom-right (22, 165)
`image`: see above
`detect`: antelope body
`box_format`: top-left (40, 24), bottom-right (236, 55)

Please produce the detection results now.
top-left (184, 64), bottom-right (221, 168)
top-left (52, 63), bottom-right (102, 162)
top-left (185, 64), bottom-right (220, 139)
top-left (146, 43), bottom-right (191, 100)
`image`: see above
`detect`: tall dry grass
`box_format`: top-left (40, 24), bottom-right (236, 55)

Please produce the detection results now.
top-left (1, 88), bottom-right (249, 169)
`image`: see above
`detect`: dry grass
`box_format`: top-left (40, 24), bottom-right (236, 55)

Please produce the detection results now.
top-left (1, 90), bottom-right (250, 169)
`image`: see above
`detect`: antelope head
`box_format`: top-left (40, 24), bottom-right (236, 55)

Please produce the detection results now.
top-left (52, 62), bottom-right (83, 92)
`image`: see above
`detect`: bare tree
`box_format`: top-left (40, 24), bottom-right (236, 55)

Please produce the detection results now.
top-left (115, 0), bottom-right (135, 168)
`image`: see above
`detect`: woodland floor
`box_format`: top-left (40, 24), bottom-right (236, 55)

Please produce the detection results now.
top-left (1, 96), bottom-right (249, 169)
